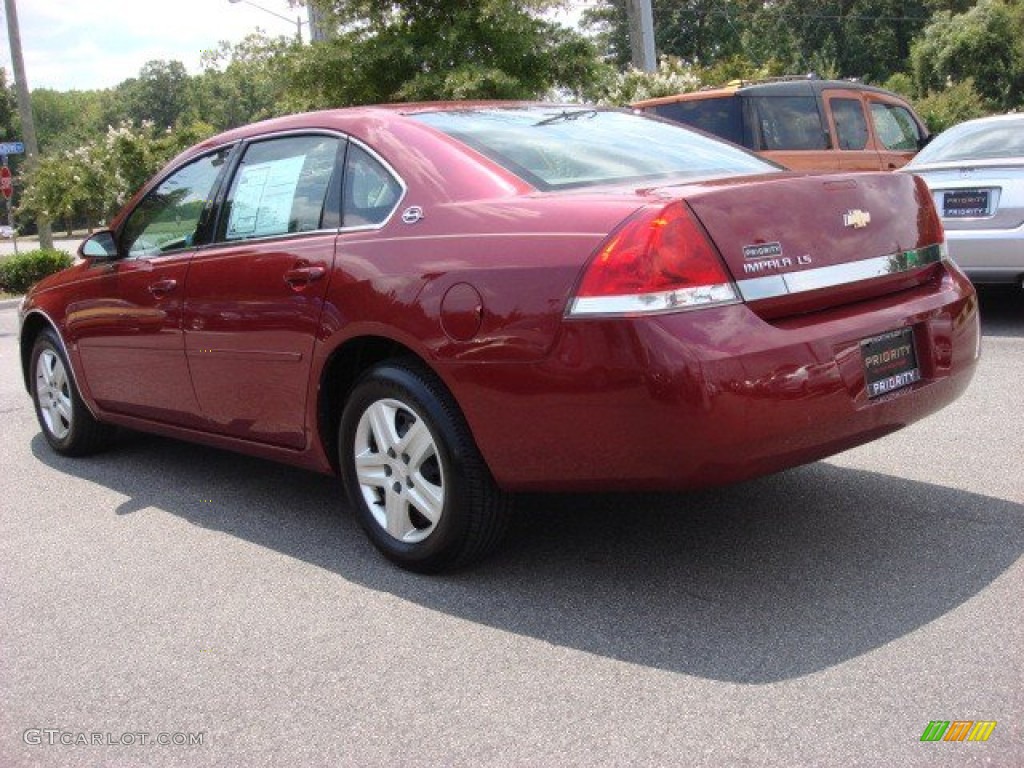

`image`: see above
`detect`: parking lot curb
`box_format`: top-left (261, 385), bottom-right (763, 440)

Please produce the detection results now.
top-left (0, 297), bottom-right (24, 310)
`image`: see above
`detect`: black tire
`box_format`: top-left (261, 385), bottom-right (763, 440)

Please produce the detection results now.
top-left (339, 359), bottom-right (511, 573)
top-left (29, 329), bottom-right (115, 456)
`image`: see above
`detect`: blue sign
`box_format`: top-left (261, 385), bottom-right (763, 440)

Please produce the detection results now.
top-left (0, 142), bottom-right (25, 155)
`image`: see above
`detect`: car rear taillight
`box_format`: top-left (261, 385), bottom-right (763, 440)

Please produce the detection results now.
top-left (567, 201), bottom-right (739, 317)
top-left (913, 175), bottom-right (947, 250)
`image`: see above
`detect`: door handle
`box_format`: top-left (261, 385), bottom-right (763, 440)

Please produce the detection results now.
top-left (283, 265), bottom-right (326, 288)
top-left (148, 278), bottom-right (177, 296)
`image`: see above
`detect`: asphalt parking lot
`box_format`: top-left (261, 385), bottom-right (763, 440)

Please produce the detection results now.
top-left (0, 287), bottom-right (1020, 767)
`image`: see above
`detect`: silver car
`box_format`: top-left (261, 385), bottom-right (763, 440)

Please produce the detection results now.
top-left (902, 113), bottom-right (1024, 286)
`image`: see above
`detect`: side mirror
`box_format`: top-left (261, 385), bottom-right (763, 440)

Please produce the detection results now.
top-left (917, 133), bottom-right (933, 150)
top-left (79, 230), bottom-right (119, 261)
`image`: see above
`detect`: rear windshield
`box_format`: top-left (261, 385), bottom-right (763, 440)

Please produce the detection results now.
top-left (411, 108), bottom-right (775, 191)
top-left (913, 117), bottom-right (1024, 164)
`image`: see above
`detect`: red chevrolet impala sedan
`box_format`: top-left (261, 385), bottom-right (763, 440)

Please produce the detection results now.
top-left (19, 105), bottom-right (979, 571)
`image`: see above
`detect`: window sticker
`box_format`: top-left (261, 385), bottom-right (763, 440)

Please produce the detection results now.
top-left (226, 155), bottom-right (305, 240)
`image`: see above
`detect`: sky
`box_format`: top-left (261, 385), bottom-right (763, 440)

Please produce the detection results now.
top-left (1, 1), bottom-right (322, 92)
top-left (2, 1), bottom-right (591, 93)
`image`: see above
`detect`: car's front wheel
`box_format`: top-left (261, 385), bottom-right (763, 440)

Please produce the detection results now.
top-left (339, 360), bottom-right (511, 572)
top-left (30, 329), bottom-right (114, 456)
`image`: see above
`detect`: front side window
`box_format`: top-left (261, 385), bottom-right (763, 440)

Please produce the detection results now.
top-left (751, 96), bottom-right (827, 151)
top-left (830, 98), bottom-right (870, 151)
top-left (222, 135), bottom-right (341, 242)
top-left (870, 103), bottom-right (921, 151)
top-left (121, 149), bottom-right (230, 258)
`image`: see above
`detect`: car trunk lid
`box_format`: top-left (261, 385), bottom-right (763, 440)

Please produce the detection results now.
top-left (679, 172), bottom-right (944, 318)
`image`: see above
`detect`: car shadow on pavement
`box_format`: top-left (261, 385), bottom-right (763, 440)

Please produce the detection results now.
top-left (30, 429), bottom-right (1023, 685)
top-left (977, 285), bottom-right (1023, 338)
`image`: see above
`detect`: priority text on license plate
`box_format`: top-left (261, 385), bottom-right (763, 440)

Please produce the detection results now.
top-left (861, 327), bottom-right (921, 399)
top-left (943, 189), bottom-right (990, 218)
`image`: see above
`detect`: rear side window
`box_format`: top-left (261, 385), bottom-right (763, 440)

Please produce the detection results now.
top-left (750, 96), bottom-right (827, 151)
top-left (831, 98), bottom-right (870, 151)
top-left (870, 103), bottom-right (921, 151)
top-left (649, 98), bottom-right (744, 145)
top-left (222, 135), bottom-right (341, 242)
top-left (342, 144), bottom-right (404, 228)
top-left (914, 117), bottom-right (1024, 163)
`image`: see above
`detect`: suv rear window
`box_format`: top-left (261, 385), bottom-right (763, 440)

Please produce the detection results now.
top-left (412, 108), bottom-right (775, 191)
top-left (649, 98), bottom-right (743, 145)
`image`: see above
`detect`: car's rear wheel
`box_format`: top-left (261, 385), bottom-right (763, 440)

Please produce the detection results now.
top-left (30, 329), bottom-right (114, 456)
top-left (339, 360), bottom-right (511, 572)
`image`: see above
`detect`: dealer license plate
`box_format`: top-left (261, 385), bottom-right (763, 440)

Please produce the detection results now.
top-left (943, 189), bottom-right (990, 218)
top-left (861, 327), bottom-right (921, 398)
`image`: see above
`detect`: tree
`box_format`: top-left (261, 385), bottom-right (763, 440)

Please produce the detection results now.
top-left (739, 0), bottom-right (933, 83)
top-left (584, 0), bottom-right (756, 69)
top-left (584, 0), bottom-right (936, 84)
top-left (911, 0), bottom-right (1024, 111)
top-left (192, 33), bottom-right (298, 130)
top-left (0, 68), bottom-right (17, 141)
top-left (117, 60), bottom-right (192, 130)
top-left (30, 88), bottom-right (111, 152)
top-left (287, 0), bottom-right (605, 107)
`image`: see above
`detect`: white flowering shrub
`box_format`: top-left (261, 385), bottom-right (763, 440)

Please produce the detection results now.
top-left (590, 56), bottom-right (702, 106)
top-left (18, 120), bottom-right (214, 235)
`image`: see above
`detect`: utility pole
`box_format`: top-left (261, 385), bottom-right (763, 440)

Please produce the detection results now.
top-left (625, 0), bottom-right (657, 72)
top-left (3, 0), bottom-right (53, 250)
top-left (307, 1), bottom-right (332, 42)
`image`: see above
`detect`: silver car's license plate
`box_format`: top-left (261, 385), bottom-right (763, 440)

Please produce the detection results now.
top-left (943, 189), bottom-right (990, 218)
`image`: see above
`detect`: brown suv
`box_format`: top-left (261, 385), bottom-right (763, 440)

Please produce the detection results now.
top-left (633, 76), bottom-right (929, 171)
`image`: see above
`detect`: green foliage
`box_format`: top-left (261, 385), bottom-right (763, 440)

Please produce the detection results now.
top-left (289, 0), bottom-right (604, 106)
top-left (30, 88), bottom-right (114, 153)
top-left (882, 72), bottom-right (916, 100)
top-left (0, 249), bottom-right (73, 294)
top-left (585, 0), bottom-right (933, 83)
top-left (193, 34), bottom-right (299, 129)
top-left (116, 60), bottom-right (192, 131)
top-left (0, 67), bottom-right (17, 141)
top-left (913, 78), bottom-right (991, 133)
top-left (584, 0), bottom-right (754, 69)
top-left (911, 0), bottom-right (1024, 111)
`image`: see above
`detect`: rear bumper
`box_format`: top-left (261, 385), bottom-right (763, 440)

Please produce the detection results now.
top-left (945, 226), bottom-right (1024, 284)
top-left (445, 265), bottom-right (980, 491)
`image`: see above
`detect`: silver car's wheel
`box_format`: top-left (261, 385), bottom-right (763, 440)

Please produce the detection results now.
top-left (339, 360), bottom-right (512, 573)
top-left (29, 329), bottom-right (114, 456)
top-left (35, 348), bottom-right (73, 440)
top-left (353, 398), bottom-right (445, 544)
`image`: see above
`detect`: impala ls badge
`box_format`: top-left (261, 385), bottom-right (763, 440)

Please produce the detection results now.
top-left (843, 209), bottom-right (871, 229)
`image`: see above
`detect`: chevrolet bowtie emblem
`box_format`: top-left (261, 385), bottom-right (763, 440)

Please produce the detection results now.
top-left (843, 209), bottom-right (871, 228)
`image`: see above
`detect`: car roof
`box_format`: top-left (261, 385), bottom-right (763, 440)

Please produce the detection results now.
top-left (179, 101), bottom-right (586, 156)
top-left (633, 78), bottom-right (903, 107)
top-left (938, 112), bottom-right (1024, 131)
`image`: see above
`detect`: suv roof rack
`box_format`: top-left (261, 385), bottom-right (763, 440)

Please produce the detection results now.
top-left (725, 73), bottom-right (821, 88)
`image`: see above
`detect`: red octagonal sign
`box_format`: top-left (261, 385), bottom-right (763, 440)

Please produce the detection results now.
top-left (0, 166), bottom-right (12, 200)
